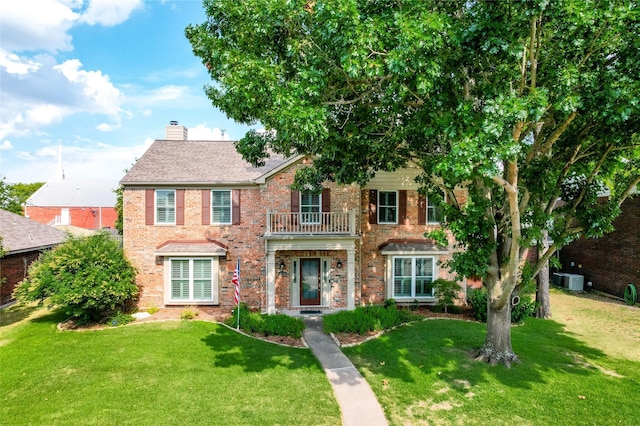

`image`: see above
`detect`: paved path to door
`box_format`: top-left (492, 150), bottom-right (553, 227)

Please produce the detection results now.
top-left (302, 316), bottom-right (388, 426)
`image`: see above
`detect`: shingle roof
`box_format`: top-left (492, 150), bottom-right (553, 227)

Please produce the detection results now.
top-left (120, 140), bottom-right (290, 185)
top-left (0, 209), bottom-right (67, 254)
top-left (27, 179), bottom-right (119, 207)
top-left (378, 239), bottom-right (448, 253)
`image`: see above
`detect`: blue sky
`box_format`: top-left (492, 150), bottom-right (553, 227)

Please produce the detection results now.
top-left (0, 0), bottom-right (254, 184)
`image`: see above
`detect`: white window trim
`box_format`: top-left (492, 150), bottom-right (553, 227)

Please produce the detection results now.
top-left (300, 192), bottom-right (322, 224)
top-left (164, 257), bottom-right (219, 305)
top-left (378, 190), bottom-right (398, 224)
top-left (426, 197), bottom-right (441, 224)
top-left (211, 189), bottom-right (232, 225)
top-left (385, 254), bottom-right (438, 301)
top-left (155, 189), bottom-right (176, 225)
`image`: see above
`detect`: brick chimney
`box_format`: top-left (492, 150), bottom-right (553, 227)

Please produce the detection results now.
top-left (165, 120), bottom-right (188, 140)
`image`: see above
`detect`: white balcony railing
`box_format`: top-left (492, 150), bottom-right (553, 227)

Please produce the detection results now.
top-left (266, 210), bottom-right (357, 235)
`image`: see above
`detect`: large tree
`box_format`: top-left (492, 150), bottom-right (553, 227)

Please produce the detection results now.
top-left (0, 178), bottom-right (44, 215)
top-left (187, 0), bottom-right (640, 365)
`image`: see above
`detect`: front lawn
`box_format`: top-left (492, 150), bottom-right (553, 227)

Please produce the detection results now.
top-left (344, 291), bottom-right (640, 425)
top-left (0, 308), bottom-right (340, 425)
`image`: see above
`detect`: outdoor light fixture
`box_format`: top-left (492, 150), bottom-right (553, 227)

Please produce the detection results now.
top-left (337, 260), bottom-right (343, 269)
top-left (279, 260), bottom-right (285, 271)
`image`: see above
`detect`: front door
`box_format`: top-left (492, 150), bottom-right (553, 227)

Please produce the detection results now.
top-left (300, 258), bottom-right (321, 305)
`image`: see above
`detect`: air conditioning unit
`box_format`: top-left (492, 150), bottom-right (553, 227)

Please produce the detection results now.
top-left (563, 274), bottom-right (584, 291)
top-left (552, 273), bottom-right (567, 286)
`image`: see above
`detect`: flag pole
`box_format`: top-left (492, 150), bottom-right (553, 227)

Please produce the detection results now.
top-left (234, 257), bottom-right (240, 330)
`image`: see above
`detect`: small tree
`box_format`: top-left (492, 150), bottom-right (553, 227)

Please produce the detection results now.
top-left (13, 232), bottom-right (138, 324)
top-left (432, 279), bottom-right (462, 313)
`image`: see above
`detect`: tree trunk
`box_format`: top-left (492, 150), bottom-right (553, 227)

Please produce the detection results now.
top-left (535, 231), bottom-right (552, 319)
top-left (474, 299), bottom-right (519, 367)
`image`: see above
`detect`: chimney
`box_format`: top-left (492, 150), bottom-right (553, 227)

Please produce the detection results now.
top-left (166, 121), bottom-right (188, 140)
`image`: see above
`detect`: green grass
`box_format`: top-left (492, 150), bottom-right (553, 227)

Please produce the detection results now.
top-left (343, 293), bottom-right (640, 425)
top-left (0, 308), bottom-right (340, 425)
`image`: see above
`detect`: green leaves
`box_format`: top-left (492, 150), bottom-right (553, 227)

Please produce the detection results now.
top-left (13, 233), bottom-right (138, 324)
top-left (188, 0), bottom-right (639, 295)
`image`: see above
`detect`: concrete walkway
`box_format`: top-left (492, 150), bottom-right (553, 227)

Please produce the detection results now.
top-left (303, 316), bottom-right (388, 426)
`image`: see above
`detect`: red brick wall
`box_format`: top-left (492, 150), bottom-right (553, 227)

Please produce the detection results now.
top-left (123, 157), bottom-right (467, 311)
top-left (559, 197), bottom-right (640, 297)
top-left (25, 206), bottom-right (117, 230)
top-left (0, 251), bottom-right (40, 305)
top-left (358, 189), bottom-right (458, 305)
top-left (123, 159), bottom-right (362, 310)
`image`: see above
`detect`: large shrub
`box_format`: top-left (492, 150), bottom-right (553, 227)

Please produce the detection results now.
top-left (13, 232), bottom-right (138, 324)
top-left (467, 288), bottom-right (535, 324)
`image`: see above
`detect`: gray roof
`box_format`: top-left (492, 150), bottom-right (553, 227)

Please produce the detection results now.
top-left (27, 179), bottom-right (119, 207)
top-left (378, 239), bottom-right (448, 253)
top-left (0, 209), bottom-right (67, 254)
top-left (120, 140), bottom-right (290, 185)
top-left (154, 241), bottom-right (228, 256)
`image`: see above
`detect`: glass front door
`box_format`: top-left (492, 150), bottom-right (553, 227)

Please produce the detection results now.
top-left (300, 258), bottom-right (321, 305)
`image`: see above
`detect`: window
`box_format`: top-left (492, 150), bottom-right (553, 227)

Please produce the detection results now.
top-left (426, 197), bottom-right (443, 224)
top-left (301, 192), bottom-right (321, 224)
top-left (212, 190), bottom-right (232, 224)
top-left (156, 190), bottom-right (175, 224)
top-left (393, 256), bottom-right (435, 298)
top-left (378, 191), bottom-right (397, 224)
top-left (170, 258), bottom-right (214, 302)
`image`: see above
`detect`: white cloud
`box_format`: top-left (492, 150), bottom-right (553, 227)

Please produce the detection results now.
top-left (96, 123), bottom-right (113, 132)
top-left (188, 124), bottom-right (230, 141)
top-left (0, 0), bottom-right (79, 53)
top-left (0, 140), bottom-right (14, 150)
top-left (143, 109), bottom-right (152, 117)
top-left (54, 59), bottom-right (123, 115)
top-left (2, 138), bottom-right (153, 183)
top-left (24, 104), bottom-right (72, 128)
top-left (78, 0), bottom-right (143, 27)
top-left (147, 85), bottom-right (188, 102)
top-left (0, 57), bottom-right (124, 139)
top-left (0, 50), bottom-right (41, 74)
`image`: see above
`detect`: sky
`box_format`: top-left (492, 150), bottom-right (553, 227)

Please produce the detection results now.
top-left (0, 0), bottom-right (254, 184)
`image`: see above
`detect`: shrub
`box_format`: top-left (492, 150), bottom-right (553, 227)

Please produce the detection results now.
top-left (107, 311), bottom-right (134, 327)
top-left (227, 304), bottom-right (305, 338)
top-left (432, 278), bottom-right (462, 313)
top-left (323, 305), bottom-right (418, 335)
top-left (511, 294), bottom-right (536, 323)
top-left (180, 307), bottom-right (199, 320)
top-left (467, 288), bottom-right (488, 322)
top-left (467, 288), bottom-right (536, 323)
top-left (13, 232), bottom-right (138, 325)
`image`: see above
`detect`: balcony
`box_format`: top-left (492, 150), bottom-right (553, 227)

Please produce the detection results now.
top-left (266, 210), bottom-right (357, 236)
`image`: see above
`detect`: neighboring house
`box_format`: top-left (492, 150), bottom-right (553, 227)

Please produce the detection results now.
top-left (559, 196), bottom-right (639, 298)
top-left (24, 178), bottom-right (118, 230)
top-left (0, 209), bottom-right (67, 306)
top-left (120, 123), bottom-right (467, 314)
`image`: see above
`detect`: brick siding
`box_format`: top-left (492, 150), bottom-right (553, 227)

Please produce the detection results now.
top-left (0, 251), bottom-right (40, 305)
top-left (26, 206), bottom-right (117, 230)
top-left (123, 158), bottom-right (467, 311)
top-left (559, 197), bottom-right (640, 298)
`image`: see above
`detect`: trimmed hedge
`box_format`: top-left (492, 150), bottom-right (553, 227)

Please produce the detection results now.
top-left (227, 304), bottom-right (305, 338)
top-left (323, 304), bottom-right (419, 335)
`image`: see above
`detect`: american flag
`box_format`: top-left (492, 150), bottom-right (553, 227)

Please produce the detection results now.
top-left (232, 258), bottom-right (240, 305)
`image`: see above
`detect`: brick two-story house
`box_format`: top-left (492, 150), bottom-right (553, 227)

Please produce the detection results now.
top-left (120, 124), bottom-right (465, 314)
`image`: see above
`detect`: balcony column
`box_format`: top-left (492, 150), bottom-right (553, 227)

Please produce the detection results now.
top-left (266, 250), bottom-right (276, 314)
top-left (347, 247), bottom-right (356, 309)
